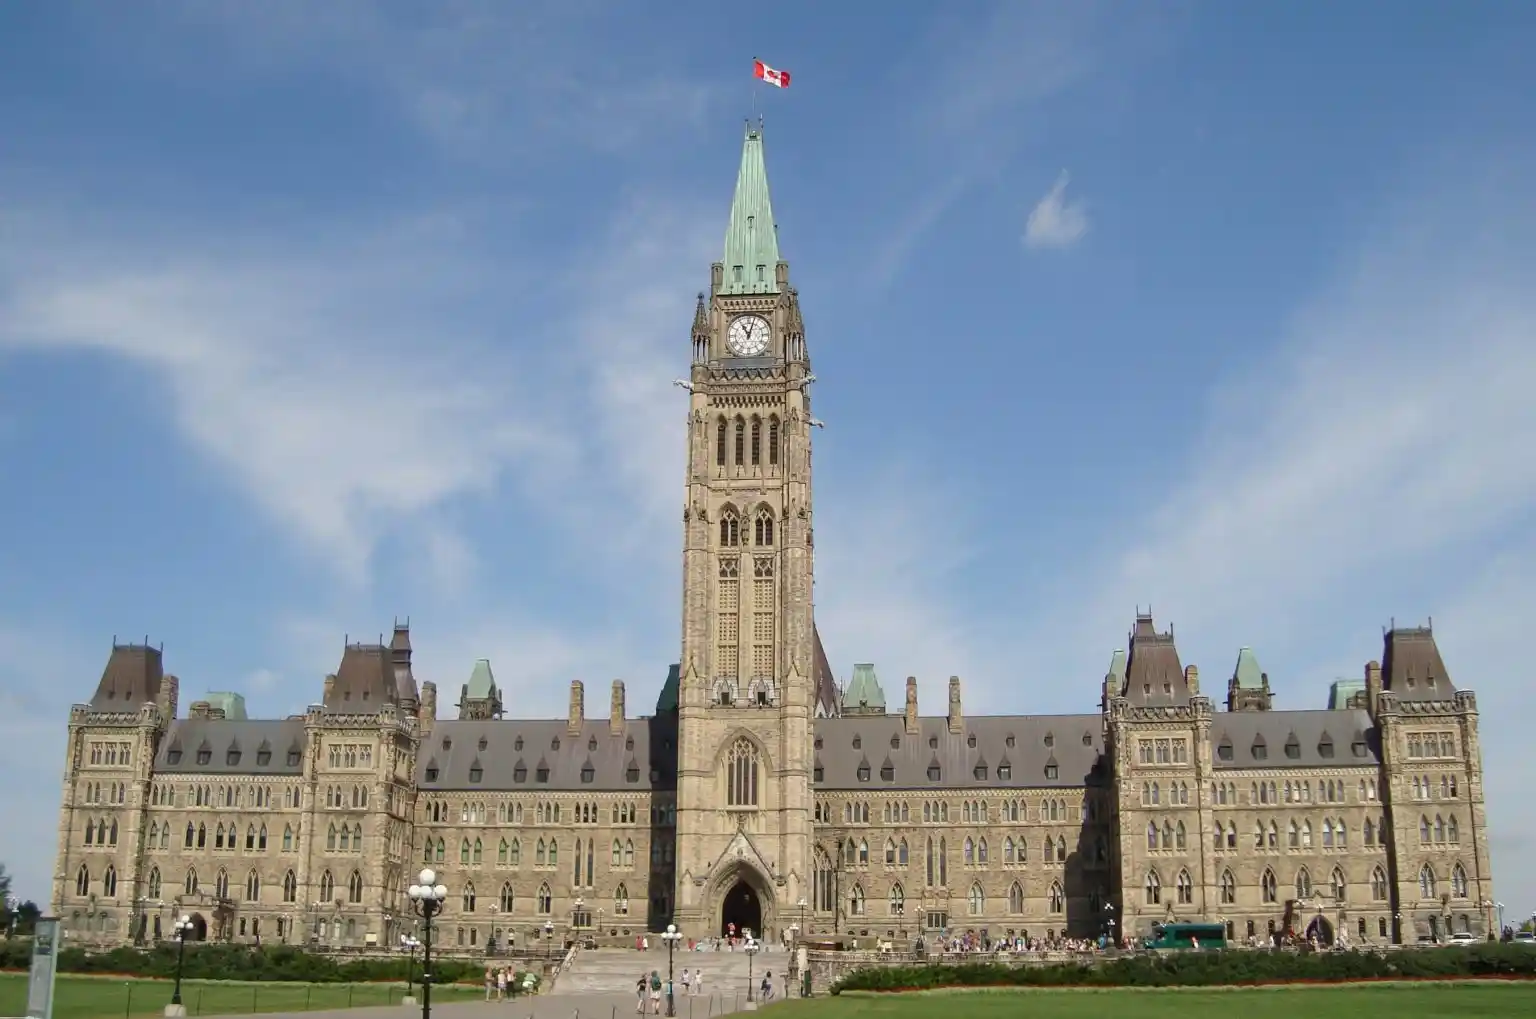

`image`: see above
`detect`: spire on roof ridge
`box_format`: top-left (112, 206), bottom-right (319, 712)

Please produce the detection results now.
top-left (718, 121), bottom-right (782, 296)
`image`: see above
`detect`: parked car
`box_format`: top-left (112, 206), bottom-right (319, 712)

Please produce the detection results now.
top-left (1447, 932), bottom-right (1478, 945)
top-left (1514, 931), bottom-right (1535, 945)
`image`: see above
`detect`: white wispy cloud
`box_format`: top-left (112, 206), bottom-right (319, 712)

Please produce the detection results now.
top-left (1024, 170), bottom-right (1089, 249)
top-left (0, 213), bottom-right (571, 581)
top-left (1003, 155), bottom-right (1536, 908)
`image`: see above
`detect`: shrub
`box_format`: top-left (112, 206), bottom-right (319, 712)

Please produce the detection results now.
top-left (0, 941), bottom-right (496, 986)
top-left (830, 944), bottom-right (1536, 994)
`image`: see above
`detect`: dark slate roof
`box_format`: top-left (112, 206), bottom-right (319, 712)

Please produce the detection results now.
top-left (154, 718), bottom-right (306, 775)
top-left (1209, 709), bottom-right (1380, 770)
top-left (811, 625), bottom-right (839, 716)
top-left (326, 642), bottom-right (403, 712)
top-left (812, 714), bottom-right (1106, 790)
top-left (1381, 626), bottom-right (1456, 700)
top-left (1121, 615), bottom-right (1190, 707)
top-left (415, 716), bottom-right (678, 792)
top-left (89, 643), bottom-right (164, 710)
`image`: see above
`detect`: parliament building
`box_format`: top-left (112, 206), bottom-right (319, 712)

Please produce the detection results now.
top-left (51, 125), bottom-right (1495, 953)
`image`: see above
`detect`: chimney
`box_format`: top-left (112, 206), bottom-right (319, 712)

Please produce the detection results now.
top-left (158, 674), bottom-right (180, 720)
top-left (322, 674), bottom-right (337, 705)
top-left (947, 676), bottom-right (963, 734)
top-left (1365, 659), bottom-right (1383, 717)
top-left (1185, 665), bottom-right (1199, 697)
top-left (419, 681), bottom-right (437, 736)
top-left (610, 680), bottom-right (626, 736)
top-left (568, 680), bottom-right (585, 736)
top-left (904, 677), bottom-right (919, 735)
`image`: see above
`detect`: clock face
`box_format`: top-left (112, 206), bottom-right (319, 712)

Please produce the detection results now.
top-left (727, 315), bottom-right (771, 357)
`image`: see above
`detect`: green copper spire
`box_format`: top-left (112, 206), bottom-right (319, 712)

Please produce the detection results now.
top-left (718, 121), bottom-right (782, 296)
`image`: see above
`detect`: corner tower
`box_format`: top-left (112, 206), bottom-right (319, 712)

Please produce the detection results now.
top-left (674, 122), bottom-right (816, 938)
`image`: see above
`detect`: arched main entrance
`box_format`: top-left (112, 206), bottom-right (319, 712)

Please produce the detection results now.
top-left (188, 913), bottom-right (208, 942)
top-left (721, 880), bottom-right (762, 939)
top-left (1305, 915), bottom-right (1334, 946)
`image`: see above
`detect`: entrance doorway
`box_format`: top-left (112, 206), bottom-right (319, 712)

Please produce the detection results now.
top-left (721, 880), bottom-right (762, 939)
top-left (1305, 916), bottom-right (1334, 946)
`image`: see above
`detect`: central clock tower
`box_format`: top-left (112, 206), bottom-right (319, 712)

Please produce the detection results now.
top-left (672, 122), bottom-right (817, 938)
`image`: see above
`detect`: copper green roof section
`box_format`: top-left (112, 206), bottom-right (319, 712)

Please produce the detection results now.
top-left (1328, 679), bottom-right (1366, 710)
top-left (465, 659), bottom-right (497, 699)
top-left (844, 663), bottom-right (886, 710)
top-left (717, 122), bottom-right (782, 296)
top-left (204, 692), bottom-right (248, 720)
top-left (656, 663), bottom-right (681, 714)
top-left (1232, 647), bottom-right (1264, 689)
top-left (1106, 649), bottom-right (1127, 691)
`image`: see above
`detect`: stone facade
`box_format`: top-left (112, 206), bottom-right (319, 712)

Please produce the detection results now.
top-left (50, 124), bottom-right (1496, 953)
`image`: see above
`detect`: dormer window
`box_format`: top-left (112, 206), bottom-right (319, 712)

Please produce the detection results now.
top-left (442, 737), bottom-right (452, 750)
top-left (1217, 738), bottom-right (1234, 762)
top-left (856, 764), bottom-right (870, 782)
top-left (551, 737), bottom-right (560, 751)
top-left (929, 736), bottom-right (938, 749)
top-left (1251, 738), bottom-right (1268, 761)
top-left (514, 737), bottom-right (524, 752)
top-left (1351, 740), bottom-right (1369, 758)
top-left (256, 749), bottom-right (271, 766)
top-left (425, 766), bottom-right (439, 781)
top-left (580, 764), bottom-right (595, 784)
top-left (967, 734), bottom-right (977, 749)
top-left (1045, 764), bottom-right (1059, 780)
top-left (479, 737), bottom-right (488, 751)
top-left (196, 748), bottom-right (211, 766)
top-left (756, 265), bottom-right (765, 282)
top-left (625, 765), bottom-right (639, 783)
top-left (880, 762), bottom-right (894, 782)
top-left (1005, 735), bottom-right (1016, 748)
top-left (1043, 733), bottom-right (1055, 748)
top-left (813, 763), bottom-right (824, 783)
top-left (814, 737), bottom-right (823, 750)
top-left (625, 736), bottom-right (635, 751)
top-left (513, 763), bottom-right (527, 783)
top-left (535, 765), bottom-right (550, 783)
top-left (1284, 735), bottom-right (1301, 759)
top-left (168, 749), bottom-right (183, 765)
top-left (588, 737), bottom-right (598, 752)
top-left (733, 265), bottom-right (743, 282)
top-left (1317, 735), bottom-right (1335, 758)
top-left (852, 736), bottom-right (862, 750)
top-left (226, 750), bottom-right (241, 766)
top-left (997, 764), bottom-right (1011, 780)
top-left (927, 765), bottom-right (941, 781)
top-left (286, 750), bottom-right (300, 767)
top-left (890, 736), bottom-right (900, 749)
top-left (468, 765), bottom-right (483, 783)
top-left (973, 765), bottom-right (987, 781)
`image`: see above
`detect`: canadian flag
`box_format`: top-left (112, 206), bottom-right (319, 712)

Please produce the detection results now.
top-left (753, 59), bottom-right (791, 88)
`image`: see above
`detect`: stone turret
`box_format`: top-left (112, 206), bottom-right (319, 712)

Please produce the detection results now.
top-left (568, 680), bottom-right (584, 736)
top-left (947, 676), bottom-right (963, 734)
top-left (419, 681), bottom-right (437, 736)
top-left (610, 680), bottom-right (626, 735)
top-left (904, 677), bottom-right (919, 735)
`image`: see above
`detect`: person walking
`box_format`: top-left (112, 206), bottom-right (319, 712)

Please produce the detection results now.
top-left (649, 970), bottom-right (663, 1014)
top-left (635, 973), bottom-right (648, 1014)
top-left (680, 968), bottom-right (691, 997)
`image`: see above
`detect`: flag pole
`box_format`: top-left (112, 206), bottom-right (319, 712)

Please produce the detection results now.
top-left (751, 56), bottom-right (758, 124)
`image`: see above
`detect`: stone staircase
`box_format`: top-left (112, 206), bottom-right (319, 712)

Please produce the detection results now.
top-left (554, 942), bottom-right (793, 1006)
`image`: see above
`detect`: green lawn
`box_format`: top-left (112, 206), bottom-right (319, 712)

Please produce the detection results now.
top-left (0, 973), bottom-right (486, 1019)
top-left (775, 983), bottom-right (1536, 1019)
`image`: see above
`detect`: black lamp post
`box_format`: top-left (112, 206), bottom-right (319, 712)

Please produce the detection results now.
top-left (169, 914), bottom-right (194, 1012)
top-left (406, 868), bottom-right (448, 1019)
top-left (661, 922), bottom-right (682, 1016)
top-left (744, 936), bottom-right (759, 1002)
top-left (400, 934), bottom-right (421, 1000)
top-left (543, 919), bottom-right (554, 964)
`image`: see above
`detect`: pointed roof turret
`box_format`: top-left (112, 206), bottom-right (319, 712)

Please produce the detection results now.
top-left (718, 122), bottom-right (782, 296)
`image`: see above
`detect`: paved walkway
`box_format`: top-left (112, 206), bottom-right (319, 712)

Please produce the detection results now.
top-left (217, 991), bottom-right (768, 1019)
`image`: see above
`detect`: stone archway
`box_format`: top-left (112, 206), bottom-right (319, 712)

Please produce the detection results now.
top-left (188, 913), bottom-right (208, 942)
top-left (721, 880), bottom-right (762, 938)
top-left (708, 863), bottom-right (775, 941)
top-left (1305, 915), bottom-right (1334, 946)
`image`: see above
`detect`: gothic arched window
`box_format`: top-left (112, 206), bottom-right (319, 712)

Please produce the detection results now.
top-left (283, 870), bottom-right (297, 903)
top-left (1144, 870), bottom-right (1161, 905)
top-left (1176, 869), bottom-right (1193, 904)
top-left (716, 417), bottom-right (727, 466)
top-left (814, 847), bottom-right (835, 912)
top-left (727, 738), bottom-right (760, 807)
top-left (1220, 869), bottom-right (1236, 904)
top-left (246, 870), bottom-right (260, 902)
top-left (500, 883), bottom-right (515, 912)
top-left (538, 883), bottom-right (552, 915)
top-left (1261, 868), bottom-right (1277, 903)
top-left (754, 508), bottom-right (774, 547)
top-left (750, 416), bottom-right (762, 465)
top-left (319, 870), bottom-right (334, 901)
top-left (148, 867), bottom-right (162, 900)
top-left (733, 417), bottom-right (745, 465)
top-left (1419, 864), bottom-right (1437, 899)
top-left (74, 865), bottom-right (90, 896)
top-left (1008, 881), bottom-right (1024, 913)
top-left (968, 882), bottom-right (984, 915)
top-left (768, 416), bottom-right (780, 466)
top-left (720, 509), bottom-right (740, 547)
top-left (1049, 881), bottom-right (1065, 913)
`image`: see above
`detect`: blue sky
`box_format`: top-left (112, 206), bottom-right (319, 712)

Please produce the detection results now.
top-left (2, 1), bottom-right (1534, 916)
